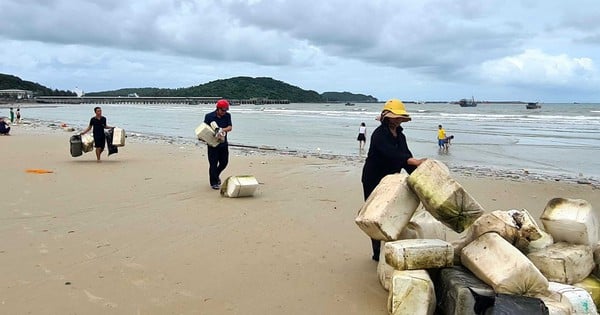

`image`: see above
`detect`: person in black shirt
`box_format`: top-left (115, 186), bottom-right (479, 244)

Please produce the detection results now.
top-left (361, 99), bottom-right (426, 261)
top-left (204, 99), bottom-right (233, 190)
top-left (80, 107), bottom-right (114, 162)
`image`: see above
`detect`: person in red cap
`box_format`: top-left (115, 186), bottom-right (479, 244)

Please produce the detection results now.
top-left (203, 99), bottom-right (233, 189)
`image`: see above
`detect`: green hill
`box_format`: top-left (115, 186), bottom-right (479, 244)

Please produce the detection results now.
top-left (0, 73), bottom-right (75, 96)
top-left (88, 76), bottom-right (324, 103)
top-left (321, 91), bottom-right (378, 103)
top-left (88, 76), bottom-right (379, 103)
top-left (1, 73), bottom-right (379, 103)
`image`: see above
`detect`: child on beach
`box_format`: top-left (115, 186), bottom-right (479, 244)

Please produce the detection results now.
top-left (443, 135), bottom-right (454, 153)
top-left (357, 122), bottom-right (366, 151)
top-left (437, 125), bottom-right (446, 150)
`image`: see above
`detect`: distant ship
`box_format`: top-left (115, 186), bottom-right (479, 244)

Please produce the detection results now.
top-left (459, 96), bottom-right (477, 107)
top-left (526, 102), bottom-right (541, 109)
top-left (344, 102), bottom-right (355, 106)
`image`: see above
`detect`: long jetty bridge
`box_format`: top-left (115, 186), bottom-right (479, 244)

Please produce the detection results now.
top-left (34, 96), bottom-right (290, 105)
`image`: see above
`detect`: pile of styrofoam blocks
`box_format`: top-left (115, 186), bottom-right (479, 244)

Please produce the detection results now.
top-left (356, 159), bottom-right (600, 314)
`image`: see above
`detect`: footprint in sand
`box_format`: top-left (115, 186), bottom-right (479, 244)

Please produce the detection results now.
top-left (83, 290), bottom-right (118, 308)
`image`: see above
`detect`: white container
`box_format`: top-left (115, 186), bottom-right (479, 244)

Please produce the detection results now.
top-left (541, 198), bottom-right (598, 246)
top-left (535, 295), bottom-right (571, 315)
top-left (81, 134), bottom-right (94, 152)
top-left (407, 159), bottom-right (484, 233)
top-left (112, 127), bottom-right (125, 146)
top-left (355, 173), bottom-right (420, 241)
top-left (398, 208), bottom-right (447, 241)
top-left (388, 269), bottom-right (436, 315)
top-left (528, 242), bottom-right (594, 285)
top-left (548, 282), bottom-right (598, 314)
top-left (377, 241), bottom-right (395, 291)
top-left (528, 230), bottom-right (555, 254)
top-left (461, 232), bottom-right (549, 295)
top-left (220, 175), bottom-right (259, 198)
top-left (574, 276), bottom-right (600, 311)
top-left (384, 239), bottom-right (453, 271)
top-left (452, 209), bottom-right (544, 263)
top-left (195, 122), bottom-right (221, 147)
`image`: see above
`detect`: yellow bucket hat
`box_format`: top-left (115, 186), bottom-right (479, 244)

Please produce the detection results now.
top-left (381, 99), bottom-right (411, 121)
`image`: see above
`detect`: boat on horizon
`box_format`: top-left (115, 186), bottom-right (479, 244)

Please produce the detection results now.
top-left (459, 96), bottom-right (477, 107)
top-left (526, 102), bottom-right (541, 109)
top-left (344, 102), bottom-right (355, 106)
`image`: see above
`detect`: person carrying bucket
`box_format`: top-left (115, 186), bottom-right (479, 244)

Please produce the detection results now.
top-left (204, 99), bottom-right (233, 190)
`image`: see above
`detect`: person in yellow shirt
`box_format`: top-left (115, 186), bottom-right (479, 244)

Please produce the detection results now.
top-left (437, 125), bottom-right (446, 150)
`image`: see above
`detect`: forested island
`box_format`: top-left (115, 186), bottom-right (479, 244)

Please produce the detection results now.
top-left (0, 74), bottom-right (378, 103)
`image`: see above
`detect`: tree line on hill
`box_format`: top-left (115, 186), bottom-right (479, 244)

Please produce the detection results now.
top-left (0, 73), bottom-right (75, 97)
top-left (0, 73), bottom-right (378, 103)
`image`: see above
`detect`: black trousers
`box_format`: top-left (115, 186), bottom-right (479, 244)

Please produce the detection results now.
top-left (207, 144), bottom-right (229, 185)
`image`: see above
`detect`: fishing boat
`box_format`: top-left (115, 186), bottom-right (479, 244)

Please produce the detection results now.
top-left (526, 102), bottom-right (541, 109)
top-left (459, 96), bottom-right (477, 107)
top-left (345, 102), bottom-right (355, 106)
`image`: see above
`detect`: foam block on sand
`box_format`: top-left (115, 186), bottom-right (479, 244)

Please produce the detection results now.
top-left (527, 242), bottom-right (594, 285)
top-left (461, 232), bottom-right (549, 295)
top-left (220, 175), bottom-right (259, 198)
top-left (541, 198), bottom-right (599, 246)
top-left (355, 173), bottom-right (420, 241)
top-left (384, 239), bottom-right (453, 271)
top-left (388, 269), bottom-right (436, 315)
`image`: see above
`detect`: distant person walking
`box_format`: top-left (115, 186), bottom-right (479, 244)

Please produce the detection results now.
top-left (357, 122), bottom-right (367, 150)
top-left (79, 107), bottom-right (114, 162)
top-left (361, 99), bottom-right (426, 261)
top-left (9, 108), bottom-right (14, 124)
top-left (16, 107), bottom-right (21, 124)
top-left (204, 99), bottom-right (233, 190)
top-left (437, 125), bottom-right (446, 150)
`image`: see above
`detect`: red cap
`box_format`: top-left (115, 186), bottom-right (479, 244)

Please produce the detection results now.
top-left (216, 99), bottom-right (229, 110)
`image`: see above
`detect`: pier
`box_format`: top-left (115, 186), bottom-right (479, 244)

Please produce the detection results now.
top-left (34, 96), bottom-right (290, 105)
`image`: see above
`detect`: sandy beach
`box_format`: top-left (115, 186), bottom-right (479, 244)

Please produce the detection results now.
top-left (1, 123), bottom-right (599, 314)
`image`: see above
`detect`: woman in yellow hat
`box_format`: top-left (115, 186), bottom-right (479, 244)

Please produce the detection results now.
top-left (361, 99), bottom-right (426, 261)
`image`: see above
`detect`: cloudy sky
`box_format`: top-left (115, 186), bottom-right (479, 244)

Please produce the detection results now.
top-left (1, 0), bottom-right (599, 102)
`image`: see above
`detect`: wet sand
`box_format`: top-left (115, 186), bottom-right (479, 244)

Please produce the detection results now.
top-left (1, 124), bottom-right (598, 314)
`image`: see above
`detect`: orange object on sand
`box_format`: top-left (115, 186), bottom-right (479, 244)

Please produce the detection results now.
top-left (25, 169), bottom-right (54, 174)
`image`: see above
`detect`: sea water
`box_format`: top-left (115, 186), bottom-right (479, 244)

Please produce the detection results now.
top-left (17, 102), bottom-right (600, 180)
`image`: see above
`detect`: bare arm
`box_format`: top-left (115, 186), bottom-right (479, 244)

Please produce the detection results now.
top-left (80, 125), bottom-right (92, 135)
top-left (407, 157), bottom-right (427, 166)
